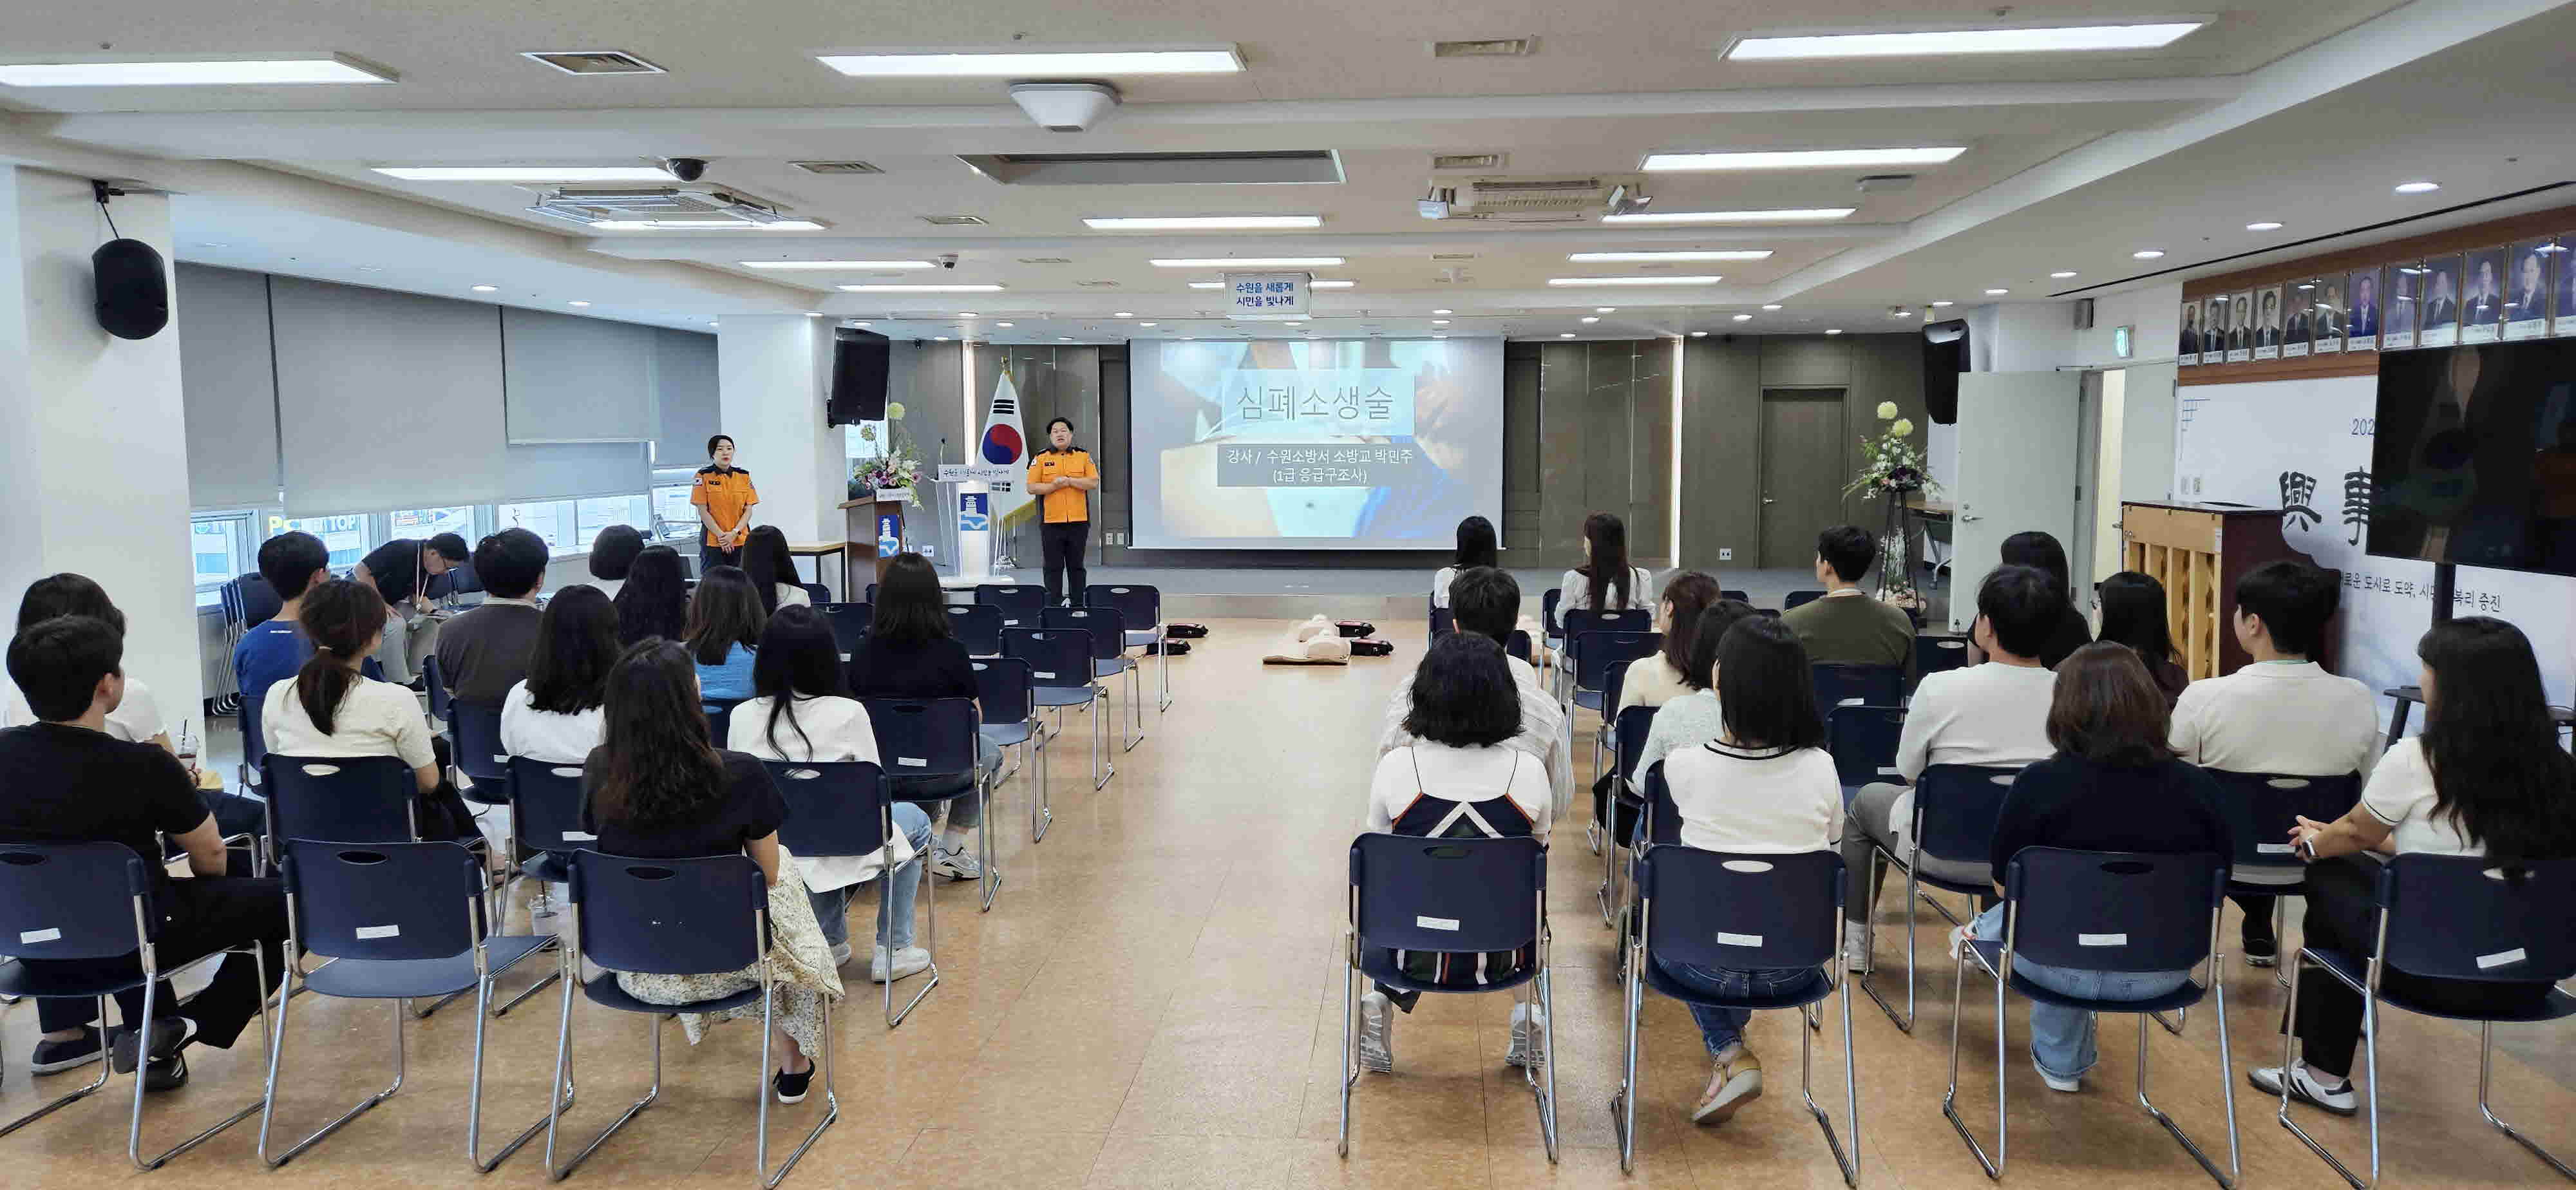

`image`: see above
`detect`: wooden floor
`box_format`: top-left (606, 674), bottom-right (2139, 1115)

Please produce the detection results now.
top-left (5, 617), bottom-right (2571, 1187)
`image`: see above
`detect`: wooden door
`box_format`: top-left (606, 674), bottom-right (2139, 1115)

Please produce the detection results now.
top-left (1758, 390), bottom-right (1848, 569)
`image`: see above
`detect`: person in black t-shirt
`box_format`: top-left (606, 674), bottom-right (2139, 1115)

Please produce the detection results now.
top-left (1, 616), bottom-right (288, 1090)
top-left (842, 553), bottom-right (992, 881)
top-left (354, 531), bottom-right (468, 685)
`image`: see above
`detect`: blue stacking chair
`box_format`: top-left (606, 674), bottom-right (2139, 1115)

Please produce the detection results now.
top-left (1946, 848), bottom-right (2237, 1186)
top-left (1564, 627), bottom-right (1657, 768)
top-left (1047, 606), bottom-right (1141, 752)
top-left (974, 583), bottom-right (1047, 630)
top-left (448, 697), bottom-right (511, 806)
top-left (0, 842), bottom-right (272, 1169)
top-left (1429, 599), bottom-right (1455, 639)
top-left (1541, 588), bottom-right (1564, 654)
top-left (704, 697), bottom-right (748, 743)
top-left (863, 582), bottom-right (878, 605)
top-left (1595, 702), bottom-right (1659, 927)
top-left (507, 757), bottom-right (591, 889)
top-left (1559, 607), bottom-right (1653, 701)
top-left (2206, 771), bottom-right (2359, 990)
top-left (945, 603), bottom-right (1003, 657)
top-left (1914, 636), bottom-right (1972, 690)
top-left (1785, 589), bottom-right (1828, 610)
top-left (543, 851), bottom-right (835, 1187)
top-left (264, 753), bottom-right (420, 846)
top-left (1828, 704), bottom-right (1908, 801)
top-left (1088, 583), bottom-right (1173, 713)
top-left (1813, 663), bottom-right (1906, 727)
top-left (1340, 834), bottom-right (1557, 1160)
top-left (1007, 627), bottom-right (1113, 794)
top-left (1859, 764), bottom-right (2021, 1033)
top-left (795, 582), bottom-right (831, 607)
top-left (257, 840), bottom-right (560, 1171)
top-left (1505, 629), bottom-right (1533, 665)
top-left (764, 760), bottom-right (938, 1026)
top-left (423, 653), bottom-right (455, 725)
top-left (2278, 855), bottom-right (2576, 1188)
top-left (818, 602), bottom-right (872, 660)
top-left (1616, 847), bottom-right (1858, 1182)
top-left (864, 696), bottom-right (998, 912)
top-left (1721, 588), bottom-right (1752, 604)
top-left (971, 658), bottom-right (1047, 842)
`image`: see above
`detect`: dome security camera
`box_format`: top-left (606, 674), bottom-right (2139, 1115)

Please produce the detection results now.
top-left (664, 158), bottom-right (708, 182)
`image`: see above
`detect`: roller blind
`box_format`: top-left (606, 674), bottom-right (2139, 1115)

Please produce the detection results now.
top-left (175, 264), bottom-right (283, 509)
top-left (270, 277), bottom-right (507, 514)
top-left (502, 307), bottom-right (658, 444)
top-left (651, 328), bottom-right (719, 466)
top-left (503, 441), bottom-right (650, 498)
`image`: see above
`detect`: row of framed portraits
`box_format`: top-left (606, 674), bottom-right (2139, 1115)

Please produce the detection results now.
top-left (2179, 233), bottom-right (2575, 365)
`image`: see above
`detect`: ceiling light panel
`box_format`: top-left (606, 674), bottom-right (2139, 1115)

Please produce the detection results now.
top-left (1641, 147), bottom-right (1965, 172)
top-left (1725, 23), bottom-right (2204, 61)
top-left (1602, 208), bottom-right (1856, 224)
top-left (0, 53), bottom-right (394, 86)
top-left (817, 46), bottom-right (1242, 77)
top-left (1083, 216), bottom-right (1321, 231)
top-left (592, 220), bottom-right (826, 230)
top-left (1546, 276), bottom-right (1723, 287)
top-left (374, 165), bottom-right (674, 182)
top-left (742, 260), bottom-right (935, 270)
top-left (1150, 257), bottom-right (1344, 268)
top-left (838, 284), bottom-right (1005, 292)
top-left (1567, 250), bottom-right (1774, 262)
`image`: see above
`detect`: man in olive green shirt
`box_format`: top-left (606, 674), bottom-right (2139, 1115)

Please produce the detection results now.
top-left (1781, 525), bottom-right (1915, 679)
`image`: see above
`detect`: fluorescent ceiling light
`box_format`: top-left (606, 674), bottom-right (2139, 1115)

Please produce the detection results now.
top-left (2049, 270), bottom-right (2078, 278)
top-left (1581, 316), bottom-right (1601, 323)
top-left (1083, 215), bottom-right (1320, 231)
top-left (0, 55), bottom-right (395, 87)
top-left (1150, 257), bottom-right (1344, 268)
top-left (817, 48), bottom-right (1242, 77)
top-left (1139, 322), bottom-right (1157, 326)
top-left (568, 301), bottom-right (591, 307)
top-left (957, 311), bottom-right (980, 317)
top-left (1985, 288), bottom-right (2010, 295)
top-left (591, 220), bottom-right (827, 231)
top-left (2246, 221), bottom-right (2284, 231)
top-left (1431, 319), bottom-right (1451, 325)
top-left (1690, 331), bottom-right (1709, 337)
top-left (2131, 249), bottom-right (2166, 259)
top-left (1546, 276), bottom-right (1723, 287)
top-left (1642, 147), bottom-right (1964, 172)
top-left (471, 285), bottom-right (498, 292)
top-left (1732, 314), bottom-right (1753, 321)
top-left (1603, 207), bottom-right (1856, 224)
top-left (742, 260), bottom-right (935, 270)
top-left (2394, 181), bottom-right (2441, 194)
top-left (1567, 250), bottom-right (1773, 262)
top-left (1725, 23), bottom-right (2202, 61)
top-left (1432, 308), bottom-right (1454, 315)
top-left (1929, 299), bottom-right (1954, 307)
top-left (996, 321), bottom-right (1014, 327)
top-left (1559, 333), bottom-right (1577, 339)
top-left (1825, 328), bottom-right (1844, 335)
top-left (838, 283), bottom-right (1005, 292)
top-left (1595, 307), bottom-right (1618, 313)
top-left (372, 165), bottom-right (674, 182)
top-left (1114, 312), bottom-right (1135, 317)
top-left (1761, 303), bottom-right (1784, 310)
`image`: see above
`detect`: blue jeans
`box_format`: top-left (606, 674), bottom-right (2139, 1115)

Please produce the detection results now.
top-left (808, 803), bottom-right (934, 952)
top-left (1652, 959), bottom-right (1817, 1057)
top-left (1970, 903), bottom-right (2191, 1081)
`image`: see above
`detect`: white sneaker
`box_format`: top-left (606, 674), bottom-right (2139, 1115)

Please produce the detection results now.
top-left (2038, 1068), bottom-right (2082, 1093)
top-left (829, 941), bottom-right (853, 968)
top-left (930, 844), bottom-right (983, 880)
top-left (871, 945), bottom-right (931, 983)
top-left (1505, 1003), bottom-right (1546, 1069)
top-left (1357, 991), bottom-right (1395, 1073)
top-left (2250, 1062), bottom-right (2359, 1116)
top-left (1843, 921), bottom-right (1874, 974)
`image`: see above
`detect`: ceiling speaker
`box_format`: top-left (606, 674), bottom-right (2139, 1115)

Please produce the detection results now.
top-left (92, 238), bottom-right (169, 340)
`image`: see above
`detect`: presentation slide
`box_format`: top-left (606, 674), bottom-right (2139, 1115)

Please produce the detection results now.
top-left (1129, 338), bottom-right (1505, 549)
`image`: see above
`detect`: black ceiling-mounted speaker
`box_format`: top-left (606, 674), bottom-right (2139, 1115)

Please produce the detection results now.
top-left (93, 238), bottom-right (169, 340)
top-left (826, 326), bottom-right (891, 425)
top-left (1922, 318), bottom-right (1971, 425)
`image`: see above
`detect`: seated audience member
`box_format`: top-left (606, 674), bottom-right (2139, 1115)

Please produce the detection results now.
top-left (1999, 531), bottom-right (2092, 668)
top-left (2252, 618), bottom-right (2576, 1117)
top-left (1560, 511), bottom-right (1656, 614)
top-left (260, 580), bottom-right (462, 836)
top-left (1841, 565), bottom-right (2062, 970)
top-left (587, 524), bottom-right (646, 601)
top-left (501, 585), bottom-right (618, 764)
top-left (1381, 566), bottom-right (1570, 817)
top-left (582, 640), bottom-right (842, 1106)
top-left (1782, 525), bottom-right (1915, 674)
top-left (2170, 561), bottom-right (2380, 967)
top-left (1658, 616), bottom-right (1842, 1124)
top-left (845, 553), bottom-right (994, 881)
top-left (431, 528), bottom-right (549, 704)
top-left (2092, 571), bottom-right (2187, 704)
top-left (1358, 633), bottom-right (1553, 1076)
top-left (2, 616), bottom-right (289, 1090)
top-left (732, 605), bottom-right (934, 980)
top-left (685, 566), bottom-right (766, 723)
top-left (1432, 515), bottom-right (1499, 613)
top-left (235, 531), bottom-right (384, 726)
top-left (739, 525), bottom-right (811, 614)
top-left (1966, 643), bottom-right (2232, 1093)
top-left (1635, 600), bottom-right (1760, 775)
top-left (612, 545), bottom-right (689, 647)
top-left (352, 531), bottom-right (469, 685)
top-left (1618, 571), bottom-right (1722, 711)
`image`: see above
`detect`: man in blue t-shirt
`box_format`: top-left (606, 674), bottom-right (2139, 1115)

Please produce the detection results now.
top-left (232, 533), bottom-right (383, 773)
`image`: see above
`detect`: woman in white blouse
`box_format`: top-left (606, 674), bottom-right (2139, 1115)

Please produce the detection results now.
top-left (500, 585), bottom-right (618, 764)
top-left (1558, 511), bottom-right (1656, 614)
top-left (1616, 571), bottom-right (1723, 712)
top-left (261, 580), bottom-right (444, 812)
top-left (729, 605), bottom-right (934, 983)
top-left (1635, 600), bottom-right (1758, 776)
top-left (1431, 515), bottom-right (1499, 613)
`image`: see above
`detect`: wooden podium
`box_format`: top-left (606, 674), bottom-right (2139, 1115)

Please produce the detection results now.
top-left (2120, 501), bottom-right (2333, 679)
top-left (838, 490), bottom-right (910, 592)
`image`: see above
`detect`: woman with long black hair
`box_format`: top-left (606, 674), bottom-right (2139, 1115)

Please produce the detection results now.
top-left (612, 545), bottom-right (689, 647)
top-left (1999, 530), bottom-right (2092, 667)
top-left (685, 566), bottom-right (767, 721)
top-left (738, 525), bottom-right (810, 615)
top-left (2091, 571), bottom-right (2186, 704)
top-left (846, 552), bottom-right (996, 881)
top-left (1559, 511), bottom-right (1654, 614)
top-left (2255, 617), bottom-right (2576, 1115)
top-left (501, 585), bottom-right (619, 764)
top-left (1025, 416), bottom-right (1099, 606)
top-left (1432, 515), bottom-right (1500, 612)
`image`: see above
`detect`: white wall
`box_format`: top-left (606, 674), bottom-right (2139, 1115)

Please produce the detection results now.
top-left (2072, 281), bottom-right (2185, 370)
top-left (1982, 301), bottom-right (2078, 373)
top-left (0, 167), bottom-right (203, 724)
top-left (716, 316), bottom-right (842, 545)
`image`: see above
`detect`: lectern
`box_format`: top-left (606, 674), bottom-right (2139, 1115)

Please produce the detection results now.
top-left (839, 490), bottom-right (910, 590)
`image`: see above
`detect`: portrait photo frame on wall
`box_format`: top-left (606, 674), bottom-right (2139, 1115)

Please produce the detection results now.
top-left (2283, 280), bottom-right (2316, 357)
top-left (2419, 254), bottom-right (2462, 348)
top-left (2178, 295), bottom-right (2204, 364)
top-left (2346, 267), bottom-right (2382, 351)
top-left (2253, 285), bottom-right (2284, 359)
top-left (2550, 234), bottom-right (2575, 338)
top-left (2313, 274), bottom-right (2347, 354)
top-left (2385, 263), bottom-right (2420, 350)
top-left (2224, 290), bottom-right (2253, 361)
top-left (2461, 246), bottom-right (2506, 344)
top-left (2505, 238), bottom-right (2553, 339)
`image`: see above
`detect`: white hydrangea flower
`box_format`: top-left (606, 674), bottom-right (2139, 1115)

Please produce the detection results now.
top-left (1876, 401), bottom-right (1900, 420)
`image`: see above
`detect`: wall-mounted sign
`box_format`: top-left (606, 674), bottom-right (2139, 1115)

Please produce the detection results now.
top-left (1224, 272), bottom-right (1310, 320)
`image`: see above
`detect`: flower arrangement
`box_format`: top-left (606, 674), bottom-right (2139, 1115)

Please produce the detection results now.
top-left (849, 401), bottom-right (924, 505)
top-left (1843, 401), bottom-right (1936, 500)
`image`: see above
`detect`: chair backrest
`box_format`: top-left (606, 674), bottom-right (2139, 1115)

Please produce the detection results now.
top-left (1005, 627), bottom-right (1094, 689)
top-left (448, 698), bottom-right (509, 784)
top-left (976, 583), bottom-right (1048, 630)
top-left (1563, 608), bottom-right (1653, 653)
top-left (864, 582), bottom-right (878, 606)
top-left (703, 698), bottom-right (747, 744)
top-left (2378, 854), bottom-right (2576, 983)
top-left (1913, 764), bottom-right (2023, 864)
top-left (1505, 630), bottom-right (1532, 665)
top-left (763, 760), bottom-right (891, 860)
top-left (797, 582), bottom-right (831, 606)
top-left (240, 686), bottom-right (271, 771)
top-left (1572, 630), bottom-right (1659, 694)
top-left (281, 839), bottom-right (482, 962)
top-left (1812, 663), bottom-right (1905, 725)
top-left (1087, 584), bottom-right (1161, 633)
top-left (1720, 588), bottom-right (1751, 605)
top-left (1641, 847), bottom-right (1845, 971)
top-left (569, 850), bottom-right (765, 976)
top-left (0, 841), bottom-right (155, 960)
top-left (422, 654), bottom-right (454, 722)
top-left (2202, 770), bottom-right (2361, 872)
top-left (1639, 763), bottom-right (1682, 846)
top-left (818, 602), bottom-right (873, 657)
top-left (222, 573), bottom-right (283, 630)
top-left (1783, 589), bottom-right (1827, 610)
top-left (1348, 833), bottom-right (1546, 956)
top-left (970, 657), bottom-right (1035, 725)
top-left (508, 757), bottom-right (594, 856)
top-left (1613, 705), bottom-right (1658, 783)
top-left (1429, 602), bottom-right (1455, 639)
top-left (264, 753), bottom-right (419, 844)
top-left (1827, 704), bottom-right (1908, 789)
top-left (1603, 659), bottom-right (1632, 713)
top-left (1044, 606), bottom-right (1126, 660)
top-left (945, 603), bottom-right (1003, 656)
top-left (860, 696), bottom-right (981, 779)
top-left (1915, 636), bottom-right (1972, 684)
top-left (2002, 847), bottom-right (2224, 973)
top-left (1542, 588), bottom-right (1562, 637)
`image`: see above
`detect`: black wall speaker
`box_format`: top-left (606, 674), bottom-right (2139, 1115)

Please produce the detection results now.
top-left (92, 238), bottom-right (169, 340)
top-left (1922, 318), bottom-right (1971, 425)
top-left (827, 326), bottom-right (891, 424)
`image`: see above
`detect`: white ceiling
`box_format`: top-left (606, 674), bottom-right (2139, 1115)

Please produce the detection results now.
top-left (1, 0), bottom-right (2569, 344)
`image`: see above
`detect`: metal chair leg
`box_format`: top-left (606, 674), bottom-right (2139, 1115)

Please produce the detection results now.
top-left (2277, 950), bottom-right (2380, 1189)
top-left (2480, 1019), bottom-right (2576, 1180)
top-left (1536, 965), bottom-right (1559, 1163)
top-left (1942, 940), bottom-right (2008, 1178)
top-left (260, 984), bottom-right (404, 1167)
top-left (1803, 969), bottom-right (1862, 1187)
top-left (544, 976), bottom-right (661, 1181)
top-left (880, 860), bottom-right (940, 1029)
top-left (2138, 990), bottom-right (2240, 1187)
top-left (1857, 849), bottom-right (1920, 1033)
top-left (471, 969), bottom-right (576, 1172)
top-left (127, 949), bottom-right (272, 1171)
top-left (1612, 932), bottom-right (1641, 1173)
top-left (976, 775), bottom-right (1001, 913)
top-left (1030, 726), bottom-right (1053, 843)
top-left (1337, 940), bottom-right (1356, 1158)
top-left (758, 990), bottom-right (837, 1189)
top-left (1089, 688), bottom-right (1112, 790)
top-left (1155, 628), bottom-right (1173, 712)
top-left (0, 994), bottom-right (115, 1138)
top-left (1120, 661), bottom-right (1144, 751)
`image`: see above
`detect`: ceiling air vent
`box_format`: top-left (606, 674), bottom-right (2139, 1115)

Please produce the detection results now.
top-left (1448, 174), bottom-right (1642, 222)
top-left (1432, 153), bottom-right (1505, 171)
top-left (956, 150), bottom-right (1341, 186)
top-left (523, 185), bottom-right (814, 229)
top-left (1431, 252), bottom-right (1479, 261)
top-left (1430, 37), bottom-right (1537, 58)
top-left (520, 50), bottom-right (665, 75)
top-left (790, 160), bottom-right (882, 175)
top-left (1075, 279), bottom-right (1122, 288)
top-left (1017, 257), bottom-right (1073, 265)
top-left (919, 214), bottom-right (988, 226)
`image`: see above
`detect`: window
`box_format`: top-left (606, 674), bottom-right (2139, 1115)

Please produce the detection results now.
top-left (495, 500), bottom-right (576, 552)
top-left (650, 484), bottom-right (700, 542)
top-left (846, 420), bottom-right (890, 463)
top-left (576, 494), bottom-right (652, 545)
top-left (390, 505), bottom-right (475, 540)
top-left (279, 513), bottom-right (370, 569)
top-left (189, 515), bottom-right (254, 608)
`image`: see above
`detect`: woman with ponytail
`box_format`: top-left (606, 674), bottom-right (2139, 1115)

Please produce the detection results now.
top-left (259, 578), bottom-right (446, 808)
